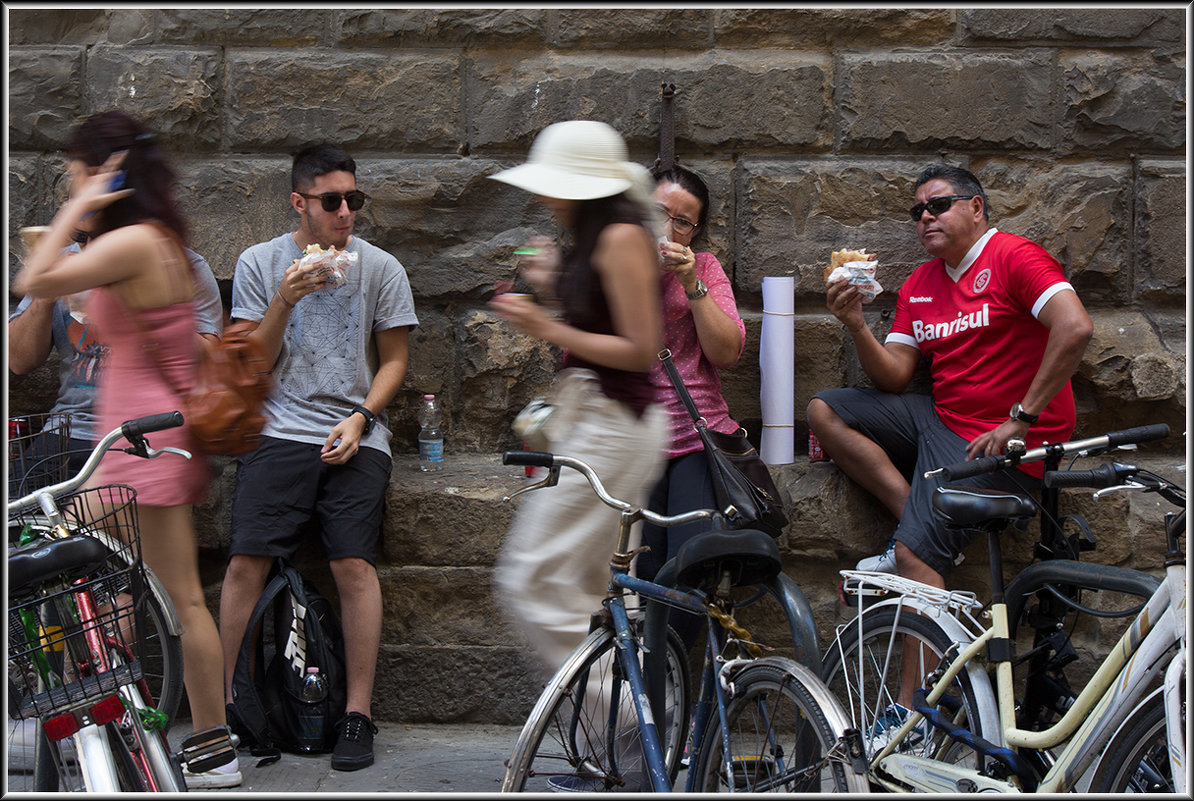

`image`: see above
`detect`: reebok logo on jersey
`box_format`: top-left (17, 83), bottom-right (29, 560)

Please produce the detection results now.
top-left (909, 296), bottom-right (934, 303)
top-left (911, 304), bottom-right (989, 343)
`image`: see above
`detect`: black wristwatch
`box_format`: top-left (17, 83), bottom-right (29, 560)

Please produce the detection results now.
top-left (350, 405), bottom-right (376, 435)
top-left (685, 279), bottom-right (709, 300)
top-left (1009, 402), bottom-right (1039, 425)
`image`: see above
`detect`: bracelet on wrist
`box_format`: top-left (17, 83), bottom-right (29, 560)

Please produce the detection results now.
top-left (275, 289), bottom-right (295, 308)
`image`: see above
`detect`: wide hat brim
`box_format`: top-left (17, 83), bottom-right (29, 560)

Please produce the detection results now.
top-left (490, 161), bottom-right (632, 201)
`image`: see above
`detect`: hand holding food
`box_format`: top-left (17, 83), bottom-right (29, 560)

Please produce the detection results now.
top-left (825, 247), bottom-right (882, 302)
top-left (296, 243), bottom-right (356, 289)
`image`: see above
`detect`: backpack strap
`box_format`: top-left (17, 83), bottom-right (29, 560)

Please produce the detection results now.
top-left (229, 567), bottom-right (292, 765)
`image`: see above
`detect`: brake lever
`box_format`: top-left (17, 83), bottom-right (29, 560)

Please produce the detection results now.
top-left (1092, 480), bottom-right (1151, 500)
top-left (152, 446), bottom-right (193, 461)
top-left (503, 466), bottom-right (561, 502)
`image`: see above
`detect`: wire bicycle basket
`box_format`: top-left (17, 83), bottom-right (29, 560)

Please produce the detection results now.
top-left (7, 413), bottom-right (74, 498)
top-left (7, 485), bottom-right (148, 721)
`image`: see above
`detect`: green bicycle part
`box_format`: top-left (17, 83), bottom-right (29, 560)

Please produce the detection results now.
top-left (19, 523), bottom-right (38, 545)
top-left (138, 706), bottom-right (169, 731)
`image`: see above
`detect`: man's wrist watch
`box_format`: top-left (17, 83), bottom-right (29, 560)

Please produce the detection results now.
top-left (1009, 402), bottom-right (1039, 425)
top-left (685, 279), bottom-right (708, 300)
top-left (350, 405), bottom-right (376, 435)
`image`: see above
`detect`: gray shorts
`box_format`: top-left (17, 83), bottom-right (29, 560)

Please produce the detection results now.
top-left (814, 388), bottom-right (1038, 576)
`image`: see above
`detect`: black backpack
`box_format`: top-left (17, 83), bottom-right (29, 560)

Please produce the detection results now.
top-left (227, 559), bottom-right (347, 765)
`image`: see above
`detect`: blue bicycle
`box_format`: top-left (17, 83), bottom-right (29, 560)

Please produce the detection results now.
top-left (499, 451), bottom-right (867, 793)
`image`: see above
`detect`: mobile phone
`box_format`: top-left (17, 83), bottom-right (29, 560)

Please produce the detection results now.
top-left (107, 170), bottom-right (127, 192)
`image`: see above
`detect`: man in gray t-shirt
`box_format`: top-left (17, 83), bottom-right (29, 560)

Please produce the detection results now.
top-left (220, 144), bottom-right (417, 773)
top-left (8, 242), bottom-right (221, 488)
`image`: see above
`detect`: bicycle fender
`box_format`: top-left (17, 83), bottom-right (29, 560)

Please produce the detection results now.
top-left (1004, 560), bottom-right (1161, 637)
top-left (853, 597), bottom-right (1001, 748)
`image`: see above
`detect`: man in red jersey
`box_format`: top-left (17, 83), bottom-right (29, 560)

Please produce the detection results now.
top-left (808, 165), bottom-right (1093, 590)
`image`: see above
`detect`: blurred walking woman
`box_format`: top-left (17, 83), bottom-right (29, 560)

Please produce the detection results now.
top-left (14, 111), bottom-right (239, 786)
top-left (488, 120), bottom-right (668, 673)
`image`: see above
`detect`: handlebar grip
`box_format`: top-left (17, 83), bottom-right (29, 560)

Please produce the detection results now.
top-left (121, 411), bottom-right (185, 440)
top-left (502, 450), bottom-right (555, 468)
top-left (938, 454), bottom-right (1005, 481)
top-left (1106, 424), bottom-right (1170, 447)
top-left (1043, 463), bottom-right (1123, 489)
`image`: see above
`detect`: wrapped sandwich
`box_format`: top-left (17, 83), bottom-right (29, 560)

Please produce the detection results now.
top-left (825, 248), bottom-right (882, 302)
top-left (297, 243), bottom-right (356, 289)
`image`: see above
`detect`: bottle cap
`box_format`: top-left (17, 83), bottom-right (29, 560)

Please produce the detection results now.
top-left (306, 666), bottom-right (318, 674)
top-left (423, 394), bottom-right (434, 400)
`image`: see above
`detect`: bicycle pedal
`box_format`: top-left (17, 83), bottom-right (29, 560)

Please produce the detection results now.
top-left (180, 724), bottom-right (236, 773)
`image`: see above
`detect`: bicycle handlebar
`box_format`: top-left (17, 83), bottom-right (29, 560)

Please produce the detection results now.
top-left (502, 450), bottom-right (717, 529)
top-left (8, 411), bottom-right (189, 514)
top-left (926, 423), bottom-right (1171, 481)
top-left (1042, 462), bottom-right (1123, 490)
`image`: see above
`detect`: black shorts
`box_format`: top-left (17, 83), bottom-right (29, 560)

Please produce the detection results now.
top-left (230, 436), bottom-right (391, 564)
top-left (814, 388), bottom-right (1038, 576)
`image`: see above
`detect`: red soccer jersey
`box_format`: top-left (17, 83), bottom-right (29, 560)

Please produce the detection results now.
top-left (886, 230), bottom-right (1078, 476)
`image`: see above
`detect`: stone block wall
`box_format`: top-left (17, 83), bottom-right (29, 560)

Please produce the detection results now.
top-left (7, 9), bottom-right (1187, 724)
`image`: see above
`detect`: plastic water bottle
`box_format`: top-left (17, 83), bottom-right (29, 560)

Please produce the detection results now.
top-left (296, 666), bottom-right (328, 752)
top-left (418, 394), bottom-right (444, 471)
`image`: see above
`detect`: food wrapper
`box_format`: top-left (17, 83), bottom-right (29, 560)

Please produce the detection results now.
top-left (297, 243), bottom-right (356, 289)
top-left (826, 261), bottom-right (882, 302)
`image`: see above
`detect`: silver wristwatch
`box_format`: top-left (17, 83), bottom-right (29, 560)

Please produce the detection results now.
top-left (685, 279), bottom-right (708, 300)
top-left (1009, 402), bottom-right (1039, 425)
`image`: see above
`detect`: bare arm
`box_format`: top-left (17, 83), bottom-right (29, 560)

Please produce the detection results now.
top-left (965, 289), bottom-right (1094, 459)
top-left (827, 279), bottom-right (920, 392)
top-left (245, 260), bottom-right (329, 369)
top-left (8, 298), bottom-right (58, 375)
top-left (321, 325), bottom-right (411, 465)
top-left (660, 243), bottom-right (743, 368)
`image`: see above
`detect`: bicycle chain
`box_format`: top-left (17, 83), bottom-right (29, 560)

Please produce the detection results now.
top-left (704, 602), bottom-right (764, 659)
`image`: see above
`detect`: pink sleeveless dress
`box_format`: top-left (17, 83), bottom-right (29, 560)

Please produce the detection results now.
top-left (87, 288), bottom-right (210, 506)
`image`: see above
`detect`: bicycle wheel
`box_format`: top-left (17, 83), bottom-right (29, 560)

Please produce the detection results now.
top-left (822, 606), bottom-right (989, 772)
top-left (690, 660), bottom-right (867, 792)
top-left (502, 623), bottom-right (690, 792)
top-left (1090, 689), bottom-right (1180, 792)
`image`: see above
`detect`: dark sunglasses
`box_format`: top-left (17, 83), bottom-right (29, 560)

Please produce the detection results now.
top-left (298, 190), bottom-right (369, 213)
top-left (909, 194), bottom-right (975, 222)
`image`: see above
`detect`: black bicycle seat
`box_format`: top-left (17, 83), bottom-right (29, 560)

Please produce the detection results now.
top-left (932, 486), bottom-right (1037, 530)
top-left (673, 527), bottom-right (782, 591)
top-left (8, 535), bottom-right (112, 596)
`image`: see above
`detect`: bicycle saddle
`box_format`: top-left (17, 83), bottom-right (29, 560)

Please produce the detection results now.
top-left (673, 527), bottom-right (782, 591)
top-left (932, 486), bottom-right (1036, 530)
top-left (8, 535), bottom-right (112, 596)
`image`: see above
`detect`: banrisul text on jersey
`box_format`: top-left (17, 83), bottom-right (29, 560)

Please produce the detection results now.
top-left (911, 304), bottom-right (989, 342)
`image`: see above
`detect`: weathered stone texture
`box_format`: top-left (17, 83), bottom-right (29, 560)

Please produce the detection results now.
top-left (224, 52), bottom-right (463, 152)
top-left (961, 8), bottom-right (1185, 45)
top-left (126, 9), bottom-right (327, 47)
top-left (8, 48), bottom-right (85, 150)
top-left (1062, 52), bottom-right (1186, 153)
top-left (838, 52), bottom-right (1055, 152)
top-left (469, 54), bottom-right (830, 154)
top-left (1134, 160), bottom-right (1186, 305)
top-left (6, 10), bottom-right (109, 45)
top-left (714, 9), bottom-right (955, 47)
top-left (554, 9), bottom-right (711, 49)
top-left (339, 9), bottom-right (546, 47)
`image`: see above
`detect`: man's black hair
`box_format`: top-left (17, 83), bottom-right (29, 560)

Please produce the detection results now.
top-left (914, 164), bottom-right (991, 221)
top-left (292, 144), bottom-right (356, 192)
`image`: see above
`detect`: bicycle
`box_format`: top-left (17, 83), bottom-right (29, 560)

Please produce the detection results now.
top-left (820, 423), bottom-right (1185, 792)
top-left (498, 450), bottom-right (868, 793)
top-left (7, 412), bottom-right (232, 792)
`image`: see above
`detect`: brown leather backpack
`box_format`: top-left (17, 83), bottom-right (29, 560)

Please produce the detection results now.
top-left (184, 322), bottom-right (273, 456)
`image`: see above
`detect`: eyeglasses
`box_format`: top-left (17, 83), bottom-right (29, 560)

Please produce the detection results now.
top-left (298, 190), bottom-right (369, 213)
top-left (657, 206), bottom-right (698, 235)
top-left (909, 194), bottom-right (975, 222)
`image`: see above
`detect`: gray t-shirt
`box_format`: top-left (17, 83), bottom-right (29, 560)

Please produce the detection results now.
top-left (231, 233), bottom-right (418, 455)
top-left (9, 246), bottom-right (222, 442)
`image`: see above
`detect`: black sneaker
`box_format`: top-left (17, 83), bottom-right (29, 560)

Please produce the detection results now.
top-left (331, 712), bottom-right (378, 771)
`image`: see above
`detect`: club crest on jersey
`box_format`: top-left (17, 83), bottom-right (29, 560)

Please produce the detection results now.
top-left (972, 268), bottom-right (992, 293)
top-left (912, 304), bottom-right (989, 343)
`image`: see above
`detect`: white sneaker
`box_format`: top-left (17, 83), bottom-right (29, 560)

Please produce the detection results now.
top-left (855, 538), bottom-right (898, 573)
top-left (183, 756), bottom-right (242, 789)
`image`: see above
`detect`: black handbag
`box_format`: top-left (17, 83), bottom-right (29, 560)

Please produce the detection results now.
top-left (659, 350), bottom-right (789, 539)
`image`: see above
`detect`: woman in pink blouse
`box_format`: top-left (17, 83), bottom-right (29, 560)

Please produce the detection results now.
top-left (639, 165), bottom-right (747, 647)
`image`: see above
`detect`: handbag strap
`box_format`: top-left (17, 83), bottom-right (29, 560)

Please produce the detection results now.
top-left (657, 349), bottom-right (706, 429)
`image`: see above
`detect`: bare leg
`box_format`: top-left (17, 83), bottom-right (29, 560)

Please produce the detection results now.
top-left (808, 398), bottom-right (910, 519)
top-left (328, 557), bottom-right (382, 718)
top-left (138, 504), bottom-right (226, 731)
top-left (894, 542), bottom-right (945, 709)
top-left (218, 554), bottom-right (273, 704)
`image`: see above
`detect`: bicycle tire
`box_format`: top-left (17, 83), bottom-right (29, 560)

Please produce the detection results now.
top-left (822, 606), bottom-right (990, 775)
top-left (689, 659), bottom-right (868, 792)
top-left (1090, 689), bottom-right (1180, 792)
top-left (8, 521), bottom-right (185, 726)
top-left (501, 623), bottom-right (690, 792)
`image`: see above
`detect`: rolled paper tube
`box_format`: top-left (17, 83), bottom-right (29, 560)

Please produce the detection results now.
top-left (759, 276), bottom-right (795, 464)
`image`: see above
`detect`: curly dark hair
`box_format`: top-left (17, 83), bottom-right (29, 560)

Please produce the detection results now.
top-left (67, 110), bottom-right (189, 245)
top-left (651, 164), bottom-right (711, 245)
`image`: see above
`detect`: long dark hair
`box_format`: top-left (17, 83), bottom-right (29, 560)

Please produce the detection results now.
top-left (651, 164), bottom-right (710, 245)
top-left (558, 192), bottom-right (651, 328)
top-left (67, 110), bottom-right (189, 245)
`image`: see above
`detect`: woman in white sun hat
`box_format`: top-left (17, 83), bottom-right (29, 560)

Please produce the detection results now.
top-left (489, 120), bottom-right (669, 674)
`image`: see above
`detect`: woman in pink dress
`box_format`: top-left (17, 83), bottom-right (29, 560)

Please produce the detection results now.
top-left (15, 111), bottom-right (240, 787)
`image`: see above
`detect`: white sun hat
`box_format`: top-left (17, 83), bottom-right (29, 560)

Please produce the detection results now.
top-left (490, 120), bottom-right (647, 201)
